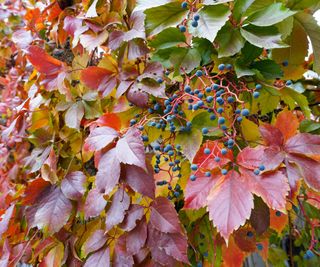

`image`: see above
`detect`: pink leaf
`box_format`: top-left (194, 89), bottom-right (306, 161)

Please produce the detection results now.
top-left (116, 128), bottom-right (146, 170)
top-left (150, 197), bottom-right (183, 235)
top-left (105, 188), bottom-right (130, 231)
top-left (82, 229), bottom-right (107, 257)
top-left (84, 126), bottom-right (118, 151)
top-left (84, 188), bottom-right (107, 219)
top-left (61, 171), bottom-right (86, 201)
top-left (284, 159), bottom-right (302, 192)
top-left (184, 172), bottom-right (219, 209)
top-left (126, 218), bottom-right (147, 255)
top-left (240, 168), bottom-right (289, 211)
top-left (125, 164), bottom-right (155, 199)
top-left (0, 205), bottom-right (14, 238)
top-left (96, 148), bottom-right (121, 195)
top-left (285, 133), bottom-right (320, 156)
top-left (119, 204), bottom-right (145, 231)
top-left (207, 170), bottom-right (253, 242)
top-left (84, 246), bottom-right (110, 267)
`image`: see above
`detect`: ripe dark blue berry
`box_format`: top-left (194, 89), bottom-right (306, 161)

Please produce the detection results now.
top-left (184, 85), bottom-right (191, 93)
top-left (210, 114), bottom-right (216, 120)
top-left (254, 169), bottom-right (260, 175)
top-left (202, 127), bottom-right (209, 135)
top-left (247, 231), bottom-right (254, 237)
top-left (253, 91), bottom-right (260, 98)
top-left (218, 117), bottom-right (225, 125)
top-left (179, 25), bottom-right (186, 32)
top-left (195, 70), bottom-right (203, 77)
top-left (190, 174), bottom-right (197, 181)
top-left (256, 243), bottom-right (263, 251)
top-left (221, 148), bottom-right (227, 155)
top-left (286, 80), bottom-right (292, 86)
top-left (227, 96), bottom-right (235, 103)
top-left (214, 156), bottom-right (220, 162)
top-left (259, 164), bottom-right (265, 171)
top-left (191, 164), bottom-right (198, 171)
top-left (205, 172), bottom-right (211, 177)
top-left (205, 87), bottom-right (212, 93)
top-left (157, 78), bottom-right (163, 83)
top-left (181, 1), bottom-right (188, 8)
top-left (282, 60), bottom-right (289, 67)
top-left (218, 64), bottom-right (225, 71)
top-left (206, 96), bottom-right (214, 103)
top-left (241, 109), bottom-right (250, 116)
top-left (191, 20), bottom-right (198, 27)
top-left (217, 107), bottom-right (224, 114)
top-left (193, 14), bottom-right (200, 21)
top-left (275, 211), bottom-right (281, 217)
top-left (221, 169), bottom-right (228, 175)
top-left (204, 148), bottom-right (211, 154)
top-left (142, 135), bottom-right (148, 142)
top-left (226, 63), bottom-right (232, 70)
top-left (212, 84), bottom-right (219, 90)
top-left (255, 84), bottom-right (262, 90)
top-left (237, 116), bottom-right (243, 122)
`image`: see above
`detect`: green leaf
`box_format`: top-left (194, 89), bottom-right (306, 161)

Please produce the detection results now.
top-left (244, 0), bottom-right (275, 16)
top-left (300, 120), bottom-right (320, 134)
top-left (234, 59), bottom-right (256, 78)
top-left (188, 5), bottom-right (230, 42)
top-left (233, 0), bottom-right (255, 22)
top-left (203, 0), bottom-right (233, 5)
top-left (134, 0), bottom-right (172, 11)
top-left (295, 12), bottom-right (320, 73)
top-left (151, 47), bottom-right (177, 68)
top-left (175, 128), bottom-right (202, 162)
top-left (251, 60), bottom-right (282, 80)
top-left (149, 27), bottom-right (186, 49)
top-left (215, 22), bottom-right (245, 58)
top-left (144, 2), bottom-right (188, 36)
top-left (276, 16), bottom-right (294, 39)
top-left (192, 38), bottom-right (215, 65)
top-left (246, 3), bottom-right (296, 27)
top-left (191, 111), bottom-right (223, 137)
top-left (239, 42), bottom-right (263, 65)
top-left (240, 25), bottom-right (289, 49)
top-left (280, 88), bottom-right (311, 118)
top-left (290, 0), bottom-right (320, 11)
top-left (169, 47), bottom-right (201, 74)
top-left (254, 87), bottom-right (280, 115)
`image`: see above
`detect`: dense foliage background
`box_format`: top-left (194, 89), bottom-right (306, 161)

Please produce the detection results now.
top-left (1, 0), bottom-right (320, 266)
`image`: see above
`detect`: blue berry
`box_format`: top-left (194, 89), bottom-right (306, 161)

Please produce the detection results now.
top-left (256, 243), bottom-right (263, 251)
top-left (164, 144), bottom-right (172, 152)
top-left (197, 100), bottom-right (204, 106)
top-left (202, 127), bottom-right (209, 135)
top-left (197, 262), bottom-right (203, 267)
top-left (191, 20), bottom-right (198, 27)
top-left (184, 85), bottom-right (191, 93)
top-left (214, 157), bottom-right (220, 162)
top-left (227, 139), bottom-right (234, 146)
top-left (247, 231), bottom-right (254, 237)
top-left (193, 14), bottom-right (200, 21)
top-left (193, 104), bottom-right (199, 110)
top-left (179, 25), bottom-right (186, 32)
top-left (157, 78), bottom-right (163, 83)
top-left (217, 97), bottom-right (224, 105)
top-left (186, 121), bottom-right (192, 128)
top-left (217, 107), bottom-right (224, 114)
top-left (206, 96), bottom-right (213, 103)
top-left (221, 125), bottom-right (227, 131)
top-left (255, 84), bottom-right (262, 90)
top-left (191, 164), bottom-right (198, 171)
top-left (227, 96), bottom-right (235, 103)
top-left (210, 114), bottom-right (216, 120)
top-left (275, 211), bottom-right (281, 217)
top-left (205, 172), bottom-right (211, 177)
top-left (154, 144), bottom-right (160, 150)
top-left (218, 117), bottom-right (225, 125)
top-left (205, 87), bottom-right (212, 93)
top-left (304, 250), bottom-right (315, 260)
top-left (174, 191), bottom-right (180, 197)
top-left (142, 135), bottom-right (149, 142)
top-left (168, 150), bottom-right (174, 156)
top-left (241, 109), bottom-right (250, 116)
top-left (221, 148), bottom-right (227, 155)
top-left (286, 80), bottom-right (292, 86)
top-left (198, 92), bottom-right (204, 98)
top-left (204, 148), bottom-right (211, 155)
top-left (194, 89), bottom-right (200, 94)
top-left (254, 169), bottom-right (260, 175)
top-left (282, 60), bottom-right (289, 67)
top-left (259, 165), bottom-right (265, 171)
top-left (218, 64), bottom-right (225, 71)
top-left (253, 91), bottom-right (260, 99)
top-left (237, 116), bottom-right (243, 122)
top-left (154, 103), bottom-right (160, 110)
top-left (130, 119), bottom-right (137, 125)
top-left (226, 64), bottom-right (232, 70)
top-left (212, 84), bottom-right (219, 90)
top-left (221, 169), bottom-right (228, 175)
top-left (181, 1), bottom-right (188, 8)
top-left (176, 144), bottom-right (181, 150)
top-left (195, 70), bottom-right (203, 77)
top-left (190, 174), bottom-right (197, 181)
top-left (235, 109), bottom-right (241, 114)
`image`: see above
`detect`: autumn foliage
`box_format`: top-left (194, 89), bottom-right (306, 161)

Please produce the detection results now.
top-left (1, 0), bottom-right (320, 266)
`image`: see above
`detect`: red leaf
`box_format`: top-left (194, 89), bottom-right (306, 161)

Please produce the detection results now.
top-left (22, 178), bottom-right (51, 205)
top-left (96, 113), bottom-right (121, 131)
top-left (105, 188), bottom-right (130, 231)
top-left (193, 140), bottom-right (233, 170)
top-left (113, 235), bottom-right (135, 267)
top-left (84, 246), bottom-right (110, 267)
top-left (259, 124), bottom-right (284, 147)
top-left (184, 172), bottom-right (219, 209)
top-left (222, 237), bottom-right (245, 267)
top-left (96, 148), bottom-right (121, 195)
top-left (237, 146), bottom-right (284, 171)
top-left (84, 188), bottom-right (107, 219)
top-left (126, 218), bottom-right (147, 255)
top-left (125, 164), bottom-right (155, 199)
top-left (207, 170), bottom-right (254, 242)
top-left (26, 46), bottom-right (64, 75)
top-left (284, 160), bottom-right (302, 192)
top-left (80, 66), bottom-right (114, 90)
top-left (285, 133), bottom-right (320, 156)
top-left (61, 171), bottom-right (86, 201)
top-left (126, 87), bottom-right (149, 108)
top-left (28, 186), bottom-right (72, 233)
top-left (275, 110), bottom-right (299, 142)
top-left (270, 209), bottom-right (288, 233)
top-left (116, 128), bottom-right (146, 170)
top-left (84, 126), bottom-right (118, 151)
top-left (287, 154), bottom-right (320, 191)
top-left (150, 197), bottom-right (183, 235)
top-left (82, 229), bottom-right (107, 257)
top-left (240, 168), bottom-right (289, 211)
top-left (120, 204), bottom-right (145, 231)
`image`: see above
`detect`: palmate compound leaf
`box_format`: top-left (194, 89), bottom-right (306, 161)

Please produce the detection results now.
top-left (84, 126), bottom-right (119, 151)
top-left (116, 127), bottom-right (146, 170)
top-left (207, 170), bottom-right (254, 243)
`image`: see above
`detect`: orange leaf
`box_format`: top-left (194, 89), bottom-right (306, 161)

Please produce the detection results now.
top-left (270, 209), bottom-right (288, 233)
top-left (222, 237), bottom-right (246, 267)
top-left (275, 110), bottom-right (299, 141)
top-left (96, 113), bottom-right (121, 131)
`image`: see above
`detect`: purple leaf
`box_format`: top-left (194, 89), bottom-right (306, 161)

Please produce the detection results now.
top-left (150, 197), bottom-right (183, 234)
top-left (116, 128), bottom-right (146, 170)
top-left (61, 171), bottom-right (86, 200)
top-left (119, 204), bottom-right (145, 231)
top-left (82, 229), bottom-right (107, 257)
top-left (285, 133), bottom-right (320, 156)
top-left (105, 188), bottom-right (130, 231)
top-left (84, 246), bottom-right (110, 267)
top-left (96, 148), bottom-right (121, 195)
top-left (125, 164), bottom-right (155, 199)
top-left (85, 126), bottom-right (118, 151)
top-left (84, 188), bottom-right (107, 219)
top-left (126, 218), bottom-right (147, 254)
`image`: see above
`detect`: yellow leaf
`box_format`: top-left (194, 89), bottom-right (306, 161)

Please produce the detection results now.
top-left (241, 118), bottom-right (260, 142)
